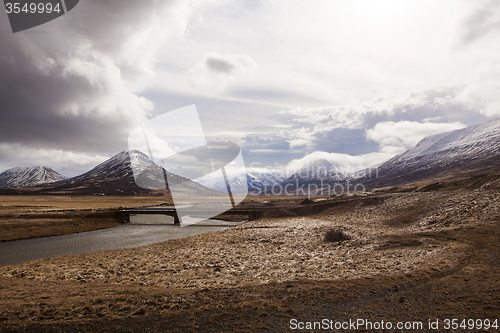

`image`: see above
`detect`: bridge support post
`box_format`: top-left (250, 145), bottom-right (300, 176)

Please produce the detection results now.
top-left (248, 210), bottom-right (262, 221)
top-left (173, 213), bottom-right (180, 225)
top-left (118, 211), bottom-right (130, 223)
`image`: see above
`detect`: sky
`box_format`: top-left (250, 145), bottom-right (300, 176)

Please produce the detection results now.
top-left (0, 0), bottom-right (499, 177)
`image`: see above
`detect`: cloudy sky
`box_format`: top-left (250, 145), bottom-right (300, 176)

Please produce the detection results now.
top-left (1, 0), bottom-right (499, 177)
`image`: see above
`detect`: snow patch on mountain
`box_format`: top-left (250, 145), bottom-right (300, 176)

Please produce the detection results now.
top-left (383, 118), bottom-right (500, 167)
top-left (72, 150), bottom-right (154, 181)
top-left (197, 172), bottom-right (286, 193)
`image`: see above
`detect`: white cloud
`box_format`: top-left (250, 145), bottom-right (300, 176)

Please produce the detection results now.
top-left (274, 105), bottom-right (369, 149)
top-left (278, 127), bottom-right (312, 150)
top-left (186, 52), bottom-right (257, 94)
top-left (61, 54), bottom-right (154, 120)
top-left (285, 151), bottom-right (397, 176)
top-left (278, 105), bottom-right (367, 129)
top-left (456, 81), bottom-right (500, 117)
top-left (366, 121), bottom-right (466, 149)
top-left (273, 90), bottom-right (468, 151)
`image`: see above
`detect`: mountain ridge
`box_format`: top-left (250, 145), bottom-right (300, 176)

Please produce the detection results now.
top-left (197, 172), bottom-right (286, 194)
top-left (357, 118), bottom-right (500, 189)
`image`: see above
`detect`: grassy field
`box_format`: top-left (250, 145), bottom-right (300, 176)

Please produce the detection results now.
top-left (0, 196), bottom-right (173, 242)
top-left (0, 189), bottom-right (499, 331)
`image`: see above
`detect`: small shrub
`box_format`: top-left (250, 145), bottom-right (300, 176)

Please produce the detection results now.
top-left (324, 229), bottom-right (351, 242)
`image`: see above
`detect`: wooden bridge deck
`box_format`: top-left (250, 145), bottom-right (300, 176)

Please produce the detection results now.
top-left (119, 207), bottom-right (274, 224)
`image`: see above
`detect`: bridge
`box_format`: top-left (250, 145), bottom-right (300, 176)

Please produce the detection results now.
top-left (118, 207), bottom-right (272, 224)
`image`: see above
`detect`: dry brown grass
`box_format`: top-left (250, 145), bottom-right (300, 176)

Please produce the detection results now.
top-left (0, 190), bottom-right (499, 331)
top-left (324, 229), bottom-right (351, 242)
top-left (0, 195), bottom-right (173, 211)
top-left (0, 196), bottom-right (173, 242)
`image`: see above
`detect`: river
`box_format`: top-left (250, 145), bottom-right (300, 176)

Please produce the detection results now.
top-left (0, 214), bottom-right (243, 267)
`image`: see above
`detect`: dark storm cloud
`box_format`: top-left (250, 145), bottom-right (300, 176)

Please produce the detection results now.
top-left (0, 0), bottom-right (187, 154)
top-left (307, 128), bottom-right (379, 155)
top-left (0, 34), bottom-right (148, 152)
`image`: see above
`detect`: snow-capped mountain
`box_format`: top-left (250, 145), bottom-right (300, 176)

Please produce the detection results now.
top-left (247, 173), bottom-right (286, 191)
top-left (272, 158), bottom-right (348, 194)
top-left (207, 174), bottom-right (249, 194)
top-left (288, 158), bottom-right (346, 181)
top-left (197, 172), bottom-right (286, 193)
top-left (358, 118), bottom-right (500, 188)
top-left (10, 150), bottom-right (217, 196)
top-left (0, 166), bottom-right (66, 188)
top-left (69, 150), bottom-right (167, 185)
top-left (64, 150), bottom-right (166, 190)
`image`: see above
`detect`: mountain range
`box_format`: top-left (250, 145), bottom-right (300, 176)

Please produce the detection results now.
top-left (273, 158), bottom-right (347, 194)
top-left (0, 150), bottom-right (217, 196)
top-left (269, 117), bottom-right (500, 194)
top-left (356, 117), bottom-right (500, 189)
top-left (198, 173), bottom-right (286, 194)
top-left (2, 118), bottom-right (500, 194)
